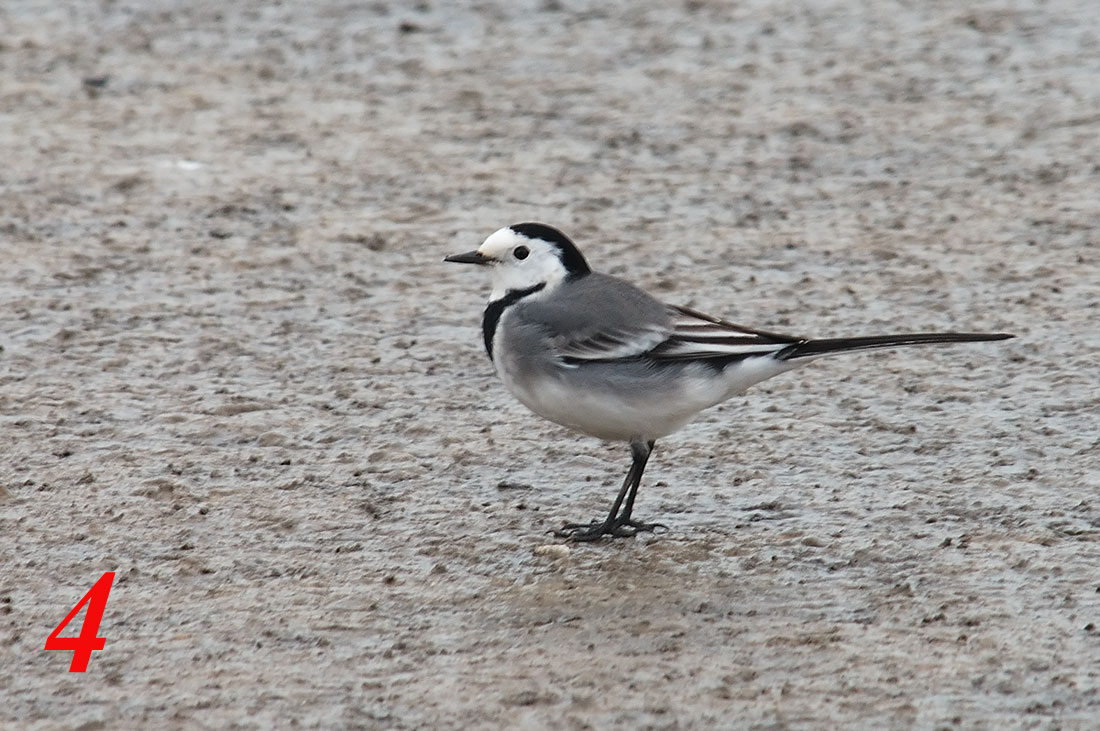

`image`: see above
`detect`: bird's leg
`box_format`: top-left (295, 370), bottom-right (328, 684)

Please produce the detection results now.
top-left (556, 439), bottom-right (664, 541)
top-left (555, 454), bottom-right (639, 540)
top-left (613, 440), bottom-right (666, 533)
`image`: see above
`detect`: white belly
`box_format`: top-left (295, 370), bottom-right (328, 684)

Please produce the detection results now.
top-left (494, 352), bottom-right (802, 443)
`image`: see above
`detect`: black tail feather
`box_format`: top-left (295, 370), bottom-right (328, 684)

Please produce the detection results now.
top-left (776, 332), bottom-right (1014, 361)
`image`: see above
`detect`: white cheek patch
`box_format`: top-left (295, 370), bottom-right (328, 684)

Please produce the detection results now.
top-left (488, 249), bottom-right (566, 301)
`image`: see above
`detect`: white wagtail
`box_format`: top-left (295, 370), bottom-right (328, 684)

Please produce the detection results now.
top-left (445, 223), bottom-right (1014, 541)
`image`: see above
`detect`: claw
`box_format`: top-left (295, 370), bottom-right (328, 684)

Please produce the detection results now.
top-left (554, 517), bottom-right (667, 541)
top-left (619, 518), bottom-right (668, 534)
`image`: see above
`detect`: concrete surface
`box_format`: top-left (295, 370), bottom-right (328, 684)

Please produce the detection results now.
top-left (2, 1), bottom-right (1098, 728)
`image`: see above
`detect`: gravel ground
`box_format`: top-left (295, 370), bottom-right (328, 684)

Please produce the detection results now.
top-left (2, 0), bottom-right (1099, 728)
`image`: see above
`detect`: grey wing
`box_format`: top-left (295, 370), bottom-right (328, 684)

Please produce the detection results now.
top-left (554, 319), bottom-right (671, 361)
top-left (523, 273), bottom-right (804, 365)
top-left (519, 274), bottom-right (675, 362)
top-left (648, 305), bottom-right (803, 360)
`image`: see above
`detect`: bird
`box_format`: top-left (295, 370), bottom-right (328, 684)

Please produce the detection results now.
top-left (445, 222), bottom-right (1014, 541)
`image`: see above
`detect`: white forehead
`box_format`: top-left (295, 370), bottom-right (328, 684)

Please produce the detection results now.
top-left (477, 226), bottom-right (527, 257)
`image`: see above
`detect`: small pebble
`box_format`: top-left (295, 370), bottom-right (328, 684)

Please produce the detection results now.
top-left (533, 544), bottom-right (570, 560)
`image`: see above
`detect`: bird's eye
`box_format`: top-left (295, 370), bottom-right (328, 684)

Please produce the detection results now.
top-left (513, 246), bottom-right (530, 260)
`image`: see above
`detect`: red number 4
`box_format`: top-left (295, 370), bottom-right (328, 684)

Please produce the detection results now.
top-left (44, 571), bottom-right (115, 672)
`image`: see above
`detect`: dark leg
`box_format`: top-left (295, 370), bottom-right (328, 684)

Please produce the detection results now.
top-left (615, 440), bottom-right (665, 533)
top-left (556, 439), bottom-right (665, 541)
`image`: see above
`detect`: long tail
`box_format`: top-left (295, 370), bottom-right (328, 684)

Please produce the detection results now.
top-left (776, 332), bottom-right (1014, 361)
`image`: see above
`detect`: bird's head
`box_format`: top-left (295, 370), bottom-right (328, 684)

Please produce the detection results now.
top-left (445, 223), bottom-right (591, 301)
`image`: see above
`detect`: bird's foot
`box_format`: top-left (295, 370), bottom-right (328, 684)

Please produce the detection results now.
top-left (554, 517), bottom-right (668, 542)
top-left (618, 517), bottom-right (668, 534)
top-left (554, 520), bottom-right (634, 541)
